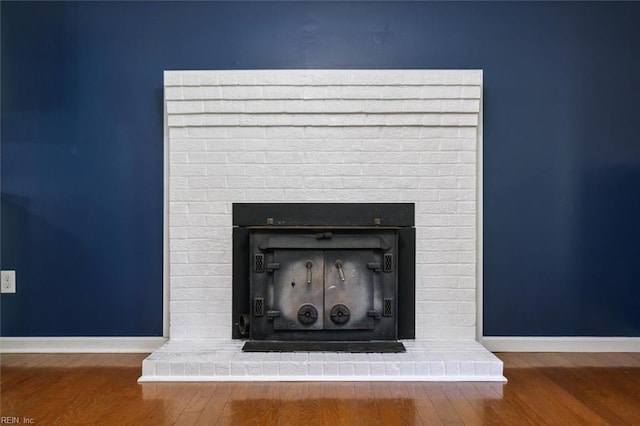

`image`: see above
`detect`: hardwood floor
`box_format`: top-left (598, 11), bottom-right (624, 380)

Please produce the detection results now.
top-left (1, 352), bottom-right (640, 425)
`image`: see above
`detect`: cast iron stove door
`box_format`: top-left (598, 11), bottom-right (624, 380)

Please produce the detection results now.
top-left (248, 230), bottom-right (398, 343)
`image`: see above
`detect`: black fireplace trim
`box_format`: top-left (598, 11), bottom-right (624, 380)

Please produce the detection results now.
top-left (232, 203), bottom-right (416, 340)
top-left (232, 203), bottom-right (414, 227)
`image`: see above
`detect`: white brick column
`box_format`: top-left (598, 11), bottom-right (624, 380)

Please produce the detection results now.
top-left (165, 70), bottom-right (482, 341)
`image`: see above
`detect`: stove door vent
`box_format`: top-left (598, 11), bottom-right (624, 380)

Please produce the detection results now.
top-left (254, 254), bottom-right (265, 273)
top-left (383, 253), bottom-right (394, 272)
top-left (253, 297), bottom-right (264, 317)
top-left (383, 298), bottom-right (394, 317)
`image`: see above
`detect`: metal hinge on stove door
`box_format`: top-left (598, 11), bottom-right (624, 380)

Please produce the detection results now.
top-left (266, 263), bottom-right (280, 272)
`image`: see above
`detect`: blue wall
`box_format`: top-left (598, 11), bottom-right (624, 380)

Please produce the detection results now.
top-left (2, 1), bottom-right (639, 337)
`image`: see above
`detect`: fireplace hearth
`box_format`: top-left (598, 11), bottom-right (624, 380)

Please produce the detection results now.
top-left (232, 203), bottom-right (415, 352)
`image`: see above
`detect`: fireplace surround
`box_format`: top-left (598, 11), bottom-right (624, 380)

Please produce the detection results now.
top-left (139, 69), bottom-right (505, 382)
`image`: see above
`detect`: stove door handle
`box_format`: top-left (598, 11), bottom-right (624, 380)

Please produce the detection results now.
top-left (306, 261), bottom-right (313, 284)
top-left (335, 260), bottom-right (346, 281)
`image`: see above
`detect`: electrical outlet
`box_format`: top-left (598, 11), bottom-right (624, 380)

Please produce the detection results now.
top-left (1, 270), bottom-right (16, 293)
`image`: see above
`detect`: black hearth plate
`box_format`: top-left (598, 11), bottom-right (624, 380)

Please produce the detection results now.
top-left (242, 341), bottom-right (406, 353)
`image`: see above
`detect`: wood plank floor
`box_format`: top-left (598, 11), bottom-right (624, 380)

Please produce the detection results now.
top-left (1, 352), bottom-right (640, 425)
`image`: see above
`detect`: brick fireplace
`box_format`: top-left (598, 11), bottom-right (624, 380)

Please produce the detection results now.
top-left (140, 70), bottom-right (505, 381)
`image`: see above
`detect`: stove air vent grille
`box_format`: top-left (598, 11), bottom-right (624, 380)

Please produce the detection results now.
top-left (383, 253), bottom-right (394, 272)
top-left (254, 254), bottom-right (265, 273)
top-left (254, 297), bottom-right (264, 317)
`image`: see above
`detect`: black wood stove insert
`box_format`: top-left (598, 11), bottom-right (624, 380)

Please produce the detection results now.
top-left (232, 203), bottom-right (415, 353)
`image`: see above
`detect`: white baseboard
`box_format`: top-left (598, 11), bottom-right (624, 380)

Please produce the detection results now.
top-left (0, 337), bottom-right (167, 353)
top-left (482, 336), bottom-right (640, 352)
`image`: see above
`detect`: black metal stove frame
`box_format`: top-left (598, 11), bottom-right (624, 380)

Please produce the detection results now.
top-left (232, 203), bottom-right (415, 351)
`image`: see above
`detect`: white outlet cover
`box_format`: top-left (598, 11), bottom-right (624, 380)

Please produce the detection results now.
top-left (1, 270), bottom-right (16, 293)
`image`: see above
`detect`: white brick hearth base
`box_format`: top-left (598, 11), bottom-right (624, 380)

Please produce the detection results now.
top-left (139, 340), bottom-right (504, 382)
top-left (144, 69), bottom-right (504, 382)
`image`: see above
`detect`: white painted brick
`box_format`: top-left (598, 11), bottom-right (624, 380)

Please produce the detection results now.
top-left (437, 164), bottom-right (476, 177)
top-left (198, 73), bottom-right (220, 86)
top-left (245, 164), bottom-right (286, 176)
top-left (263, 86), bottom-right (304, 99)
top-left (183, 86), bottom-right (222, 100)
top-left (186, 127), bottom-right (228, 139)
top-left (202, 115), bottom-right (240, 126)
top-left (188, 251), bottom-right (231, 264)
top-left (416, 301), bottom-right (476, 314)
top-left (458, 201), bottom-right (476, 214)
top-left (457, 177), bottom-right (476, 189)
top-left (164, 72), bottom-right (183, 86)
top-left (458, 128), bottom-right (477, 138)
top-left (342, 127), bottom-right (380, 139)
top-left (246, 189), bottom-right (285, 201)
top-left (170, 264), bottom-right (224, 278)
top-left (419, 177), bottom-right (458, 189)
top-left (439, 139), bottom-right (476, 151)
top-left (304, 127), bottom-right (343, 139)
top-left (227, 152), bottom-right (266, 164)
top-left (171, 140), bottom-right (208, 152)
top-left (170, 164), bottom-right (208, 177)
top-left (169, 228), bottom-right (188, 239)
top-left (204, 100), bottom-right (245, 113)
top-left (419, 127), bottom-right (463, 139)
top-left (266, 151), bottom-right (305, 164)
top-left (304, 177), bottom-right (343, 189)
top-left (170, 214), bottom-right (206, 227)
top-left (165, 87), bottom-right (183, 100)
top-left (215, 362), bottom-right (230, 376)
top-left (203, 214), bottom-right (232, 228)
top-left (186, 226), bottom-right (229, 239)
top-left (170, 363), bottom-right (185, 376)
top-left (354, 363), bottom-right (370, 376)
top-left (167, 101), bottom-right (204, 114)
top-left (265, 127), bottom-right (305, 139)
top-left (227, 177), bottom-right (265, 189)
top-left (303, 152), bottom-right (348, 164)
top-left (170, 190), bottom-right (207, 202)
top-left (338, 363), bottom-right (355, 376)
top-left (188, 177), bottom-right (228, 189)
top-left (227, 127), bottom-right (266, 139)
top-left (416, 202), bottom-right (458, 214)
top-left (170, 152), bottom-right (189, 164)
top-left (458, 276), bottom-right (477, 288)
top-left (369, 363), bottom-right (385, 376)
top-left (207, 164), bottom-right (246, 176)
top-left (458, 152), bottom-right (477, 164)
top-left (170, 178), bottom-right (189, 189)
top-left (221, 86), bottom-right (263, 99)
top-left (420, 238), bottom-right (475, 252)
top-left (400, 189), bottom-right (438, 201)
top-left (188, 202), bottom-right (229, 214)
top-left (170, 202), bottom-right (189, 214)
top-left (460, 86), bottom-right (482, 99)
top-left (400, 139), bottom-right (439, 151)
top-left (420, 152), bottom-right (459, 164)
